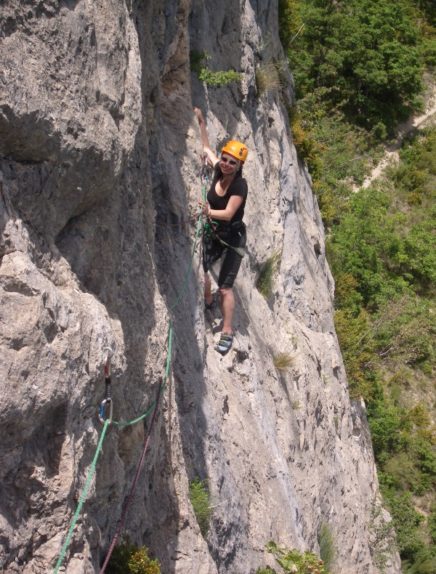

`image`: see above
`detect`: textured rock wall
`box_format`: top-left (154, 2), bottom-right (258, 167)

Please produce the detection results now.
top-left (0, 1), bottom-right (400, 573)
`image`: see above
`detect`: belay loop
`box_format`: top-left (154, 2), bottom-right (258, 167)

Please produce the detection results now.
top-left (98, 350), bottom-right (113, 424)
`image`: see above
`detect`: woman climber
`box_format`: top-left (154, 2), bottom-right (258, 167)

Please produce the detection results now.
top-left (194, 107), bottom-right (249, 354)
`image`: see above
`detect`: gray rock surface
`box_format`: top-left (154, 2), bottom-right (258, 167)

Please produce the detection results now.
top-left (0, 1), bottom-right (400, 573)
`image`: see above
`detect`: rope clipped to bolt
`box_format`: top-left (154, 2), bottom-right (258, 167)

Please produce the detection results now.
top-left (99, 323), bottom-right (173, 573)
top-left (98, 349), bottom-right (113, 424)
top-left (53, 167), bottom-right (206, 573)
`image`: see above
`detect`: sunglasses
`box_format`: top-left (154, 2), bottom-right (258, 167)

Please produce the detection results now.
top-left (220, 156), bottom-right (237, 166)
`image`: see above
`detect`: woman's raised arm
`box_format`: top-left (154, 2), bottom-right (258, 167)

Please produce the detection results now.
top-left (194, 107), bottom-right (220, 166)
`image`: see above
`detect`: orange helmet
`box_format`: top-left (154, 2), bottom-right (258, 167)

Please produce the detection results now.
top-left (221, 140), bottom-right (248, 162)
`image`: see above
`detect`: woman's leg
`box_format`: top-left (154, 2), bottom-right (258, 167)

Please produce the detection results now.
top-left (204, 272), bottom-right (213, 305)
top-left (219, 287), bottom-right (235, 334)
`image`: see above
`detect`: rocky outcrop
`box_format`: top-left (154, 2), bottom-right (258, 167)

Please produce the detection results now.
top-left (0, 1), bottom-right (400, 573)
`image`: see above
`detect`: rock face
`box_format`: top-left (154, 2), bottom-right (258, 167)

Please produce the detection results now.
top-left (0, 1), bottom-right (400, 573)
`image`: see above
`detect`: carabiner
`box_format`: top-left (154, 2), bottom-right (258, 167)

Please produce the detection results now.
top-left (98, 397), bottom-right (113, 424)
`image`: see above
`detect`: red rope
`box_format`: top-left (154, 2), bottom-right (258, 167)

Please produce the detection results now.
top-left (99, 383), bottom-right (163, 573)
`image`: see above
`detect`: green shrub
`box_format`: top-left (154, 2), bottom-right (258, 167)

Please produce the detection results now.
top-left (256, 252), bottom-right (281, 299)
top-left (318, 524), bottom-right (335, 571)
top-left (107, 540), bottom-right (160, 574)
top-left (382, 491), bottom-right (425, 561)
top-left (404, 549), bottom-right (436, 574)
top-left (277, 3), bottom-right (436, 569)
top-left (189, 478), bottom-right (212, 536)
top-left (190, 50), bottom-right (242, 87)
top-left (198, 68), bottom-right (241, 87)
top-left (280, 0), bottom-right (424, 131)
top-left (190, 50), bottom-right (209, 74)
top-left (266, 541), bottom-right (329, 573)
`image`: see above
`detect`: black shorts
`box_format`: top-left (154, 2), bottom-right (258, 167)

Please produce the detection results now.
top-left (202, 222), bottom-right (246, 288)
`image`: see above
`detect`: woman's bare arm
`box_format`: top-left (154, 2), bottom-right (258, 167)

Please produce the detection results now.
top-left (194, 108), bottom-right (220, 166)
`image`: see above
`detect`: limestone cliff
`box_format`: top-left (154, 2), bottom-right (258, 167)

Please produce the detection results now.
top-left (0, 1), bottom-right (400, 573)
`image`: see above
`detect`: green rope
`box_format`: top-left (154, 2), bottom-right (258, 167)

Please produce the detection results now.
top-left (168, 206), bottom-right (204, 311)
top-left (99, 322), bottom-right (174, 573)
top-left (53, 202), bottom-right (199, 571)
top-left (112, 319), bottom-right (174, 428)
top-left (53, 419), bottom-right (111, 573)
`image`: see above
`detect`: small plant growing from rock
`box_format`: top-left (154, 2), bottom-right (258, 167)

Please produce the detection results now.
top-left (190, 50), bottom-right (241, 87)
top-left (273, 352), bottom-right (294, 371)
top-left (256, 252), bottom-right (281, 298)
top-left (189, 477), bottom-right (212, 536)
top-left (256, 61), bottom-right (283, 95)
top-left (190, 50), bottom-right (209, 74)
top-left (107, 539), bottom-right (161, 574)
top-left (264, 540), bottom-right (329, 573)
top-left (318, 524), bottom-right (335, 572)
top-left (199, 68), bottom-right (242, 87)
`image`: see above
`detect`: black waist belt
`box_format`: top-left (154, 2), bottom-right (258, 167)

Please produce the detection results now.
top-left (209, 220), bottom-right (246, 257)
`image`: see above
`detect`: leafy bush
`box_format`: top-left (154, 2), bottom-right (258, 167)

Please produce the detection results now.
top-left (190, 50), bottom-right (209, 74)
top-left (190, 50), bottom-right (242, 87)
top-left (189, 478), bottom-right (212, 536)
top-left (198, 68), bottom-right (241, 87)
top-left (280, 0), bottom-right (425, 131)
top-left (266, 541), bottom-right (329, 573)
top-left (382, 491), bottom-right (425, 561)
top-left (288, 92), bottom-right (383, 226)
top-left (313, 93), bottom-right (435, 574)
top-left (107, 540), bottom-right (160, 574)
top-left (278, 2), bottom-right (435, 569)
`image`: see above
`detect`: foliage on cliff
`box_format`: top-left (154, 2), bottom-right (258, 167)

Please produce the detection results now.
top-left (280, 0), bottom-right (435, 225)
top-left (329, 130), bottom-right (436, 573)
top-left (279, 1), bottom-right (435, 572)
top-left (280, 0), bottom-right (431, 132)
top-left (107, 541), bottom-right (161, 574)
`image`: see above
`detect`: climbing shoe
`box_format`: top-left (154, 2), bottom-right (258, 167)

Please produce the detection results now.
top-left (215, 333), bottom-right (233, 354)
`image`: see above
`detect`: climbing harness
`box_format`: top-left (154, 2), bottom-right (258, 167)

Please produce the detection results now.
top-left (208, 224), bottom-right (246, 258)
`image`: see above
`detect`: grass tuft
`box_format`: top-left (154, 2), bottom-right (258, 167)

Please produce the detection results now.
top-left (319, 524), bottom-right (335, 571)
top-left (256, 62), bottom-right (283, 95)
top-left (189, 478), bottom-right (212, 537)
top-left (273, 353), bottom-right (294, 371)
top-left (256, 252), bottom-right (281, 299)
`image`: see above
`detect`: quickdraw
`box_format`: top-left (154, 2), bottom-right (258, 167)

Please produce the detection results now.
top-left (98, 349), bottom-right (113, 424)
